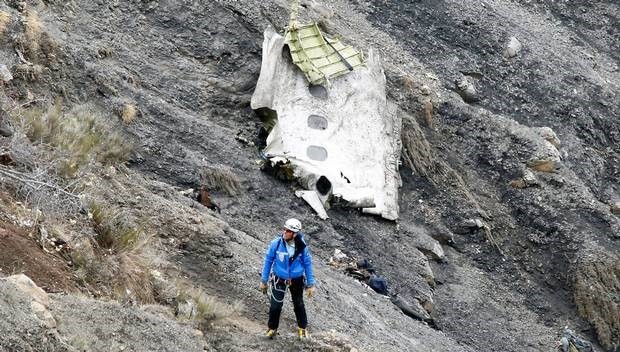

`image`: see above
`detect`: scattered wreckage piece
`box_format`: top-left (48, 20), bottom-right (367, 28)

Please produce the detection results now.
top-left (329, 250), bottom-right (388, 295)
top-left (328, 249), bottom-right (434, 324)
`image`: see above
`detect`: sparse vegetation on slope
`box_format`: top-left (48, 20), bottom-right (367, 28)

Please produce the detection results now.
top-left (69, 201), bottom-right (156, 303)
top-left (15, 102), bottom-right (132, 178)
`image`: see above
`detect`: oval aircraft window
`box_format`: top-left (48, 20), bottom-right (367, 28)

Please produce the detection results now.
top-left (308, 85), bottom-right (328, 100)
top-left (308, 115), bottom-right (328, 130)
top-left (307, 146), bottom-right (328, 161)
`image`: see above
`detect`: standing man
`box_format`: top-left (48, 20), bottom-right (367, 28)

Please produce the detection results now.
top-left (259, 218), bottom-right (315, 339)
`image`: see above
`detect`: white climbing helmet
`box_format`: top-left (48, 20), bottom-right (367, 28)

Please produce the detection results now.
top-left (284, 218), bottom-right (302, 233)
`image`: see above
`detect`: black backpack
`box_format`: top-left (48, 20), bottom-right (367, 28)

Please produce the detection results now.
top-left (368, 275), bottom-right (388, 295)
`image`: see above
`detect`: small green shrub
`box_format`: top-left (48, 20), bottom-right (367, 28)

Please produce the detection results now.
top-left (89, 202), bottom-right (147, 253)
top-left (72, 202), bottom-right (154, 304)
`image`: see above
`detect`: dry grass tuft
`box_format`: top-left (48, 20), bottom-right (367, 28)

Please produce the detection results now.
top-left (12, 10), bottom-right (58, 65)
top-left (527, 159), bottom-right (557, 173)
top-left (14, 102), bottom-right (133, 178)
top-left (14, 63), bottom-right (44, 81)
top-left (176, 287), bottom-right (243, 328)
top-left (120, 104), bottom-right (137, 124)
top-left (38, 31), bottom-right (59, 62)
top-left (0, 11), bottom-right (11, 38)
top-left (73, 201), bottom-right (155, 304)
top-left (401, 115), bottom-right (437, 178)
top-left (423, 100), bottom-right (433, 129)
top-left (111, 252), bottom-right (154, 303)
top-left (73, 243), bottom-right (156, 304)
top-left (201, 165), bottom-right (241, 196)
top-left (89, 202), bottom-right (148, 252)
top-left (574, 253), bottom-right (620, 351)
top-left (23, 10), bottom-right (42, 59)
top-left (402, 74), bottom-right (416, 91)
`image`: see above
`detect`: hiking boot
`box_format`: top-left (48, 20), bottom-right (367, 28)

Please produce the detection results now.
top-left (298, 328), bottom-right (308, 339)
top-left (265, 329), bottom-right (277, 339)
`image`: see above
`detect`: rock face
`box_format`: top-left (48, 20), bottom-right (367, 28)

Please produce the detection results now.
top-left (252, 26), bottom-right (402, 220)
top-left (0, 274), bottom-right (63, 350)
top-left (0, 275), bottom-right (205, 351)
top-left (6, 274), bottom-right (50, 307)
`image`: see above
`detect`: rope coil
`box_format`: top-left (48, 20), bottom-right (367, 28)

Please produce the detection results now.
top-left (268, 274), bottom-right (290, 303)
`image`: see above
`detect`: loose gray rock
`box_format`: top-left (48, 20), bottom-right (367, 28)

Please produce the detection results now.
top-left (30, 301), bottom-right (57, 329)
top-left (455, 77), bottom-right (478, 103)
top-left (463, 218), bottom-right (485, 229)
top-left (428, 223), bottom-right (456, 245)
top-left (611, 202), bottom-right (620, 215)
top-left (504, 37), bottom-right (522, 58)
top-left (0, 125), bottom-right (13, 137)
top-left (0, 275), bottom-right (70, 351)
top-left (5, 274), bottom-right (50, 307)
top-left (412, 232), bottom-right (445, 261)
top-left (511, 169), bottom-right (539, 189)
top-left (522, 169), bottom-right (538, 186)
top-left (0, 64), bottom-right (12, 83)
top-left (51, 294), bottom-right (205, 352)
top-left (537, 126), bottom-right (561, 149)
top-left (390, 295), bottom-right (432, 322)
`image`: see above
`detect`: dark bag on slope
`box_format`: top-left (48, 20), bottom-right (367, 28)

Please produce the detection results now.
top-left (368, 275), bottom-right (388, 295)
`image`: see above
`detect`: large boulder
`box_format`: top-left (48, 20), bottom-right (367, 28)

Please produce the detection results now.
top-left (0, 274), bottom-right (68, 350)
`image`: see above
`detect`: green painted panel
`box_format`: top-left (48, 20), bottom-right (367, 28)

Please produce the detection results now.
top-left (284, 22), bottom-right (366, 85)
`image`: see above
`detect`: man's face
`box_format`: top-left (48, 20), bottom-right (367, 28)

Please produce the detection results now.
top-left (283, 229), bottom-right (295, 241)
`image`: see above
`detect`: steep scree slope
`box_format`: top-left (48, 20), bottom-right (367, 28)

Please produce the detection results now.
top-left (0, 0), bottom-right (618, 351)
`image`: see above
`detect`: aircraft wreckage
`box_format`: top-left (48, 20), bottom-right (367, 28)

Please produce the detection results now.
top-left (251, 3), bottom-right (402, 220)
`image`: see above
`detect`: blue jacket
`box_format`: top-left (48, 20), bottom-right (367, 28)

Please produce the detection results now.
top-left (261, 233), bottom-right (315, 287)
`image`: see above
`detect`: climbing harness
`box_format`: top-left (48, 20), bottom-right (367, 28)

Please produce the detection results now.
top-left (268, 274), bottom-right (291, 303)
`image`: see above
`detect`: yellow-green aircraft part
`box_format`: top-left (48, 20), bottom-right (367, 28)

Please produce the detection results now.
top-left (284, 23), bottom-right (366, 86)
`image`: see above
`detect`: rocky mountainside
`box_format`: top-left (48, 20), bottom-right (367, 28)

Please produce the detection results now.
top-left (0, 0), bottom-right (618, 351)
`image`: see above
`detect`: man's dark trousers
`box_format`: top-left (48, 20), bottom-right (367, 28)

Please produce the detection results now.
top-left (268, 276), bottom-right (307, 329)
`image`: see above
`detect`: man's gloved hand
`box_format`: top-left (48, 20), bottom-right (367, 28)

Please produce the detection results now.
top-left (306, 286), bottom-right (315, 298)
top-left (259, 282), bottom-right (268, 295)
